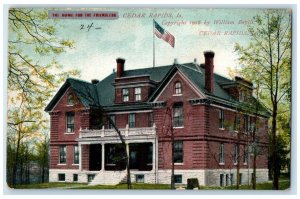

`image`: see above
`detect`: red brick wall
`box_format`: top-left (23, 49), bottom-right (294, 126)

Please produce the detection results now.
top-left (81, 144), bottom-right (90, 170)
top-left (49, 144), bottom-right (79, 170)
top-left (114, 76), bottom-right (154, 103)
top-left (113, 112), bottom-right (152, 129)
top-left (49, 87), bottom-right (87, 169)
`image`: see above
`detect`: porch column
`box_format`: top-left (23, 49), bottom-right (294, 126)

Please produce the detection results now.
top-left (79, 143), bottom-right (82, 171)
top-left (101, 143), bottom-right (105, 171)
top-left (152, 141), bottom-right (156, 171)
top-left (126, 143), bottom-right (129, 169)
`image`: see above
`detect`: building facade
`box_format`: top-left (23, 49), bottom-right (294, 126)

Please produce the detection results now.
top-left (45, 51), bottom-right (270, 186)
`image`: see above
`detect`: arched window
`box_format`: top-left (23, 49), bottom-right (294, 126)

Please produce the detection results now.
top-left (174, 81), bottom-right (182, 94)
top-left (67, 94), bottom-right (75, 105)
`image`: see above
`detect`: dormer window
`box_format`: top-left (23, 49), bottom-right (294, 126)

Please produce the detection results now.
top-left (122, 88), bottom-right (129, 102)
top-left (174, 81), bottom-right (182, 94)
top-left (67, 94), bottom-right (75, 105)
top-left (239, 90), bottom-right (245, 102)
top-left (134, 87), bottom-right (141, 101)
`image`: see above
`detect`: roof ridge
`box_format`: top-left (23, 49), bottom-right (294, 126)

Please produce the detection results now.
top-left (179, 63), bottom-right (202, 74)
top-left (67, 77), bottom-right (93, 85)
top-left (124, 64), bottom-right (172, 72)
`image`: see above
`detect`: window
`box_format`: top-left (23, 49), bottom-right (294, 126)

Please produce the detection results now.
top-left (225, 174), bottom-right (229, 186)
top-left (74, 145), bottom-right (79, 164)
top-left (66, 112), bottom-right (75, 133)
top-left (234, 113), bottom-right (239, 131)
top-left (174, 81), bottom-right (182, 94)
top-left (239, 90), bottom-right (245, 102)
top-left (220, 174), bottom-right (224, 186)
top-left (219, 143), bottom-right (224, 164)
top-left (173, 102), bottom-right (183, 127)
top-left (174, 175), bottom-right (182, 183)
top-left (243, 145), bottom-right (248, 164)
top-left (134, 87), bottom-right (141, 101)
top-left (73, 174), bottom-right (78, 182)
top-left (219, 109), bottom-right (224, 129)
top-left (59, 145), bottom-right (66, 164)
top-left (174, 141), bottom-right (183, 163)
top-left (122, 88), bottom-right (129, 102)
top-left (234, 144), bottom-right (239, 164)
top-left (108, 115), bottom-right (115, 129)
top-left (244, 115), bottom-right (249, 132)
top-left (67, 94), bottom-right (75, 105)
top-left (135, 174), bottom-right (145, 183)
top-left (58, 174), bottom-right (65, 181)
top-left (129, 113), bottom-right (135, 128)
top-left (230, 174), bottom-right (234, 185)
top-left (148, 112), bottom-right (154, 127)
top-left (87, 174), bottom-right (95, 183)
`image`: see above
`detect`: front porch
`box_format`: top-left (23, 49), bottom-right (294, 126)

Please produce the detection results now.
top-left (76, 125), bottom-right (158, 185)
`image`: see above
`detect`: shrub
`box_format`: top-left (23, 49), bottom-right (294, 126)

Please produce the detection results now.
top-left (187, 178), bottom-right (199, 190)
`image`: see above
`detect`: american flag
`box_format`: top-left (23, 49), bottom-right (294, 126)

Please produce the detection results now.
top-left (154, 20), bottom-right (175, 48)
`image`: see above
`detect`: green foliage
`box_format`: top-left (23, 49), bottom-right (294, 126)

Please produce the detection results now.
top-left (7, 8), bottom-right (79, 186)
top-left (234, 9), bottom-right (291, 189)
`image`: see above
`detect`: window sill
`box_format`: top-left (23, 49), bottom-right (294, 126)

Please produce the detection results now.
top-left (173, 126), bottom-right (184, 129)
top-left (234, 163), bottom-right (237, 165)
top-left (173, 94), bottom-right (183, 96)
top-left (243, 163), bottom-right (247, 165)
top-left (219, 163), bottom-right (225, 165)
top-left (65, 132), bottom-right (75, 134)
top-left (171, 163), bottom-right (184, 165)
top-left (58, 164), bottom-right (67, 166)
top-left (66, 104), bottom-right (74, 107)
top-left (219, 128), bottom-right (225, 130)
top-left (72, 164), bottom-right (79, 166)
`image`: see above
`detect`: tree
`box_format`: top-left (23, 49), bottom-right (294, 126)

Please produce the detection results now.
top-left (7, 8), bottom-right (79, 186)
top-left (234, 9), bottom-right (291, 190)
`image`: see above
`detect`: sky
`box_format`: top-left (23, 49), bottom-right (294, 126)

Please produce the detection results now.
top-left (39, 8), bottom-right (268, 82)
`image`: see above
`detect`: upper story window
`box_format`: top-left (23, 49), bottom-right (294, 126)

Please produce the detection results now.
top-left (59, 145), bottom-right (66, 164)
top-left (219, 143), bottom-right (224, 164)
top-left (173, 102), bottom-right (183, 127)
top-left (244, 115), bottom-right (250, 132)
top-left (122, 88), bottom-right (129, 102)
top-left (134, 87), bottom-right (141, 101)
top-left (239, 90), bottom-right (245, 102)
top-left (234, 144), bottom-right (239, 164)
top-left (108, 115), bottom-right (115, 129)
top-left (174, 141), bottom-right (183, 163)
top-left (148, 112), bottom-right (154, 127)
top-left (174, 81), bottom-right (182, 94)
top-left (219, 109), bottom-right (224, 129)
top-left (129, 113), bottom-right (135, 128)
top-left (234, 113), bottom-right (239, 131)
top-left (66, 112), bottom-right (75, 133)
top-left (67, 94), bottom-right (75, 105)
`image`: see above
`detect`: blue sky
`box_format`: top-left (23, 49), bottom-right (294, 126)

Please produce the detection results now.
top-left (12, 8), bottom-right (274, 81)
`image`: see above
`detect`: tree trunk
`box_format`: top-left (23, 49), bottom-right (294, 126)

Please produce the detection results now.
top-left (272, 105), bottom-right (279, 190)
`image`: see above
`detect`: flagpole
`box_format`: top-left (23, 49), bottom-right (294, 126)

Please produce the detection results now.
top-left (153, 19), bottom-right (155, 68)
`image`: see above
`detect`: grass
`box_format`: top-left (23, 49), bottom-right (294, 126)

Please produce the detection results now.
top-left (8, 180), bottom-right (290, 190)
top-left (74, 183), bottom-right (171, 189)
top-left (9, 182), bottom-right (88, 189)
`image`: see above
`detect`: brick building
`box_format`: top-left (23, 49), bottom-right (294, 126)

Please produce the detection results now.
top-left (45, 51), bottom-right (270, 186)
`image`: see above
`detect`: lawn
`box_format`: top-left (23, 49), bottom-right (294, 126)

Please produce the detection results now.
top-left (9, 182), bottom-right (88, 189)
top-left (9, 180), bottom-right (290, 190)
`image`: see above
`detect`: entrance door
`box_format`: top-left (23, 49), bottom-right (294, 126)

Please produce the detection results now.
top-left (89, 144), bottom-right (102, 171)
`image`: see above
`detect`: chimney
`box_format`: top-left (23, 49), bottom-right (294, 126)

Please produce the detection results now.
top-left (204, 51), bottom-right (215, 93)
top-left (116, 58), bottom-right (125, 78)
top-left (91, 79), bottom-right (99, 84)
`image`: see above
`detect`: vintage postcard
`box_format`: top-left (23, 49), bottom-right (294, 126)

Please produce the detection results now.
top-left (5, 7), bottom-right (292, 192)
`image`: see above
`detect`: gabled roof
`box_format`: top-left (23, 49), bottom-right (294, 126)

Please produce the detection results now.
top-left (45, 62), bottom-right (270, 117)
top-left (44, 78), bottom-right (99, 111)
